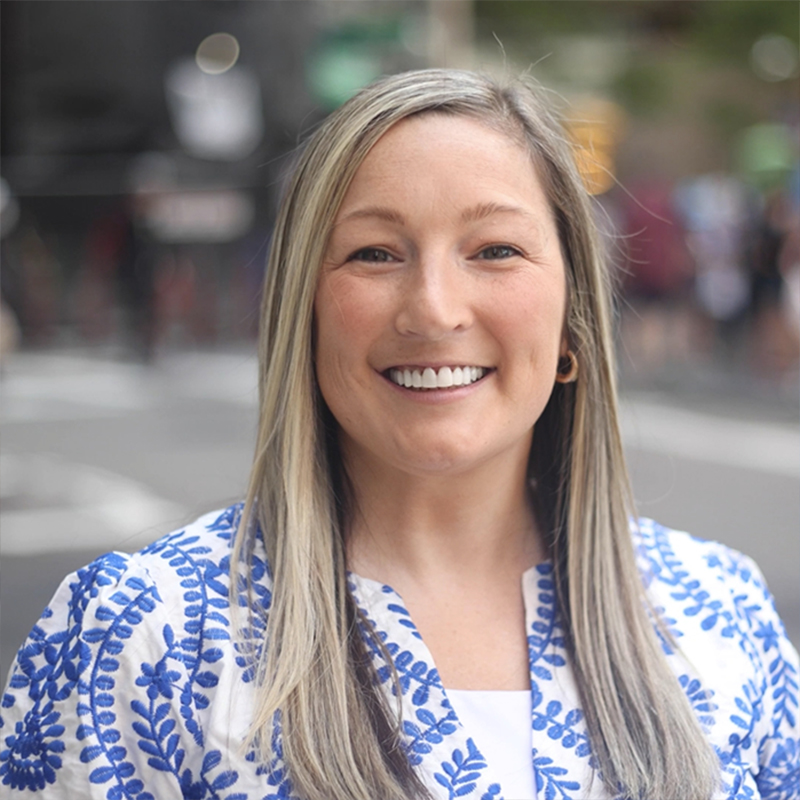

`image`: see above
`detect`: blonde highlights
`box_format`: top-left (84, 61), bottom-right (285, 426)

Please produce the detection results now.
top-left (233, 69), bottom-right (719, 800)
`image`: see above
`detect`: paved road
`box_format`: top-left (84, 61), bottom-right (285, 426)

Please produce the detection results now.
top-left (2, 347), bottom-right (798, 681)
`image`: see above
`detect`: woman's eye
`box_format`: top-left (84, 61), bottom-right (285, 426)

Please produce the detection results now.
top-left (348, 247), bottom-right (395, 263)
top-left (478, 244), bottom-right (520, 260)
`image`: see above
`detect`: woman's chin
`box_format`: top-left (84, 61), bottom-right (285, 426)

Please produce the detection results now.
top-left (382, 438), bottom-right (512, 479)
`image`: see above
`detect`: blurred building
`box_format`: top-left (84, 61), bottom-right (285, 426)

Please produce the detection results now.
top-left (0, 1), bottom-right (432, 352)
top-left (0, 3), bottom-right (302, 350)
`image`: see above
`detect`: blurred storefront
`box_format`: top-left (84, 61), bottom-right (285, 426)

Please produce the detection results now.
top-left (2, 2), bottom-right (318, 355)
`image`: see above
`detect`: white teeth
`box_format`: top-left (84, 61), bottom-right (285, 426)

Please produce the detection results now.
top-left (388, 366), bottom-right (487, 390)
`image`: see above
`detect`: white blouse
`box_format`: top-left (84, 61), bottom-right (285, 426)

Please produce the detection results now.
top-left (446, 689), bottom-right (537, 799)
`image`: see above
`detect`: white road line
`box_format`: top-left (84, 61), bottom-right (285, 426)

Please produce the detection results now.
top-left (1, 358), bottom-right (154, 423)
top-left (620, 398), bottom-right (799, 479)
top-left (159, 351), bottom-right (258, 406)
top-left (0, 454), bottom-right (187, 555)
top-left (0, 351), bottom-right (258, 422)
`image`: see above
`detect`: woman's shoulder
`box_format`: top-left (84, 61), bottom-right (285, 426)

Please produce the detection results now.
top-left (32, 505), bottom-right (255, 627)
top-left (633, 516), bottom-right (771, 607)
top-left (633, 520), bottom-right (800, 796)
top-left (632, 516), bottom-right (796, 688)
top-left (8, 504), bottom-right (246, 644)
top-left (126, 503), bottom-right (254, 599)
top-left (0, 504), bottom-right (271, 796)
top-left (1, 504), bottom-right (252, 696)
top-left (87, 503), bottom-right (270, 603)
top-left (631, 516), bottom-right (793, 669)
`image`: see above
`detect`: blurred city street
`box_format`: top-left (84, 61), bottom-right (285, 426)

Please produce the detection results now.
top-left (1, 346), bottom-right (798, 681)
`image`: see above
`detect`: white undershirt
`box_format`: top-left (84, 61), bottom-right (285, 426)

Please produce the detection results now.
top-left (445, 689), bottom-right (537, 800)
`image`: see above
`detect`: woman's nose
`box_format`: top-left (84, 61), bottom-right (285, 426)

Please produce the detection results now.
top-left (394, 257), bottom-right (473, 339)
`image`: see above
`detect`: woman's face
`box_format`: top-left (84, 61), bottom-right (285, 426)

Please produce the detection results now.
top-left (314, 113), bottom-right (568, 479)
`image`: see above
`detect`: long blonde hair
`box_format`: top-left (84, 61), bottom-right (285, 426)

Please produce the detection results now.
top-left (233, 69), bottom-right (719, 800)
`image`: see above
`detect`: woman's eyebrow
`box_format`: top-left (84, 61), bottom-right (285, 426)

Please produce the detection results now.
top-left (337, 206), bottom-right (406, 226)
top-left (460, 201), bottom-right (536, 224)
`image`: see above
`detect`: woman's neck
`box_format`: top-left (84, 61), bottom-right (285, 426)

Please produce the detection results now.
top-left (344, 443), bottom-right (545, 591)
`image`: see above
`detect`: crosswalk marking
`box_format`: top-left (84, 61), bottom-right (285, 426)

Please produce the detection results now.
top-left (0, 453), bottom-right (186, 556)
top-left (621, 397), bottom-right (800, 479)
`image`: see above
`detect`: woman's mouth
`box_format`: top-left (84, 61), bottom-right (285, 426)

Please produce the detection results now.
top-left (386, 365), bottom-right (490, 390)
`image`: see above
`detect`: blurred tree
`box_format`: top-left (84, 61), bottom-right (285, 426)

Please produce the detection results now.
top-left (475, 0), bottom-right (798, 181)
top-left (612, 61), bottom-right (671, 118)
top-left (476, 1), bottom-right (798, 52)
top-left (689, 1), bottom-right (799, 64)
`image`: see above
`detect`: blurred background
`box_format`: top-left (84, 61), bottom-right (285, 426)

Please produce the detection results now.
top-left (1, 0), bottom-right (798, 679)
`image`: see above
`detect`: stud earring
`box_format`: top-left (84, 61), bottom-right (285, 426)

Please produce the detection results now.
top-left (555, 350), bottom-right (578, 383)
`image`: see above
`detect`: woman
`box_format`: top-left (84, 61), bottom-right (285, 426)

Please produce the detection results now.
top-left (1, 70), bottom-right (797, 800)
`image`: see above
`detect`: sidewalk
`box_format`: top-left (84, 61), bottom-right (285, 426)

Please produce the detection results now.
top-left (619, 354), bottom-right (799, 426)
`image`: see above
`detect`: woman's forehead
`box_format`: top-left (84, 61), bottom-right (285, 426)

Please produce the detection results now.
top-left (367, 111), bottom-right (530, 165)
top-left (341, 114), bottom-right (548, 207)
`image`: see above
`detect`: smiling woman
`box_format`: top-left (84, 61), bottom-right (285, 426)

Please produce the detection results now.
top-left (1, 70), bottom-right (797, 800)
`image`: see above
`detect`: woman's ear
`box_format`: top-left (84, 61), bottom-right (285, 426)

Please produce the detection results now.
top-left (559, 329), bottom-right (571, 359)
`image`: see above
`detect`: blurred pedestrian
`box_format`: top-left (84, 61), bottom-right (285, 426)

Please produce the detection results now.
top-left (0, 178), bottom-right (21, 361)
top-left (675, 174), bottom-right (752, 361)
top-left (619, 180), bottom-right (695, 369)
top-left (747, 189), bottom-right (800, 373)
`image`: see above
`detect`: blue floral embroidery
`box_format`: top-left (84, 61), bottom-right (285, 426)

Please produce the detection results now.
top-left (771, 651), bottom-right (799, 731)
top-left (1, 553), bottom-right (130, 791)
top-left (527, 564), bottom-right (568, 668)
top-left (403, 707), bottom-right (460, 766)
top-left (139, 515), bottom-right (237, 748)
top-left (244, 713), bottom-right (293, 800)
top-left (434, 739), bottom-right (488, 798)
top-left (351, 587), bottom-right (463, 768)
top-left (77, 574), bottom-right (161, 798)
top-left (531, 752), bottom-right (581, 799)
top-left (131, 515), bottom-right (251, 798)
top-left (526, 563), bottom-right (594, 778)
top-left (531, 699), bottom-right (591, 760)
top-left (1, 509), bottom-right (797, 799)
top-left (0, 702), bottom-right (66, 790)
top-left (638, 520), bottom-right (800, 799)
top-left (678, 674), bottom-right (718, 732)
top-left (757, 737), bottom-right (800, 796)
top-left (647, 524), bottom-right (739, 637)
top-left (386, 603), bottom-right (423, 641)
